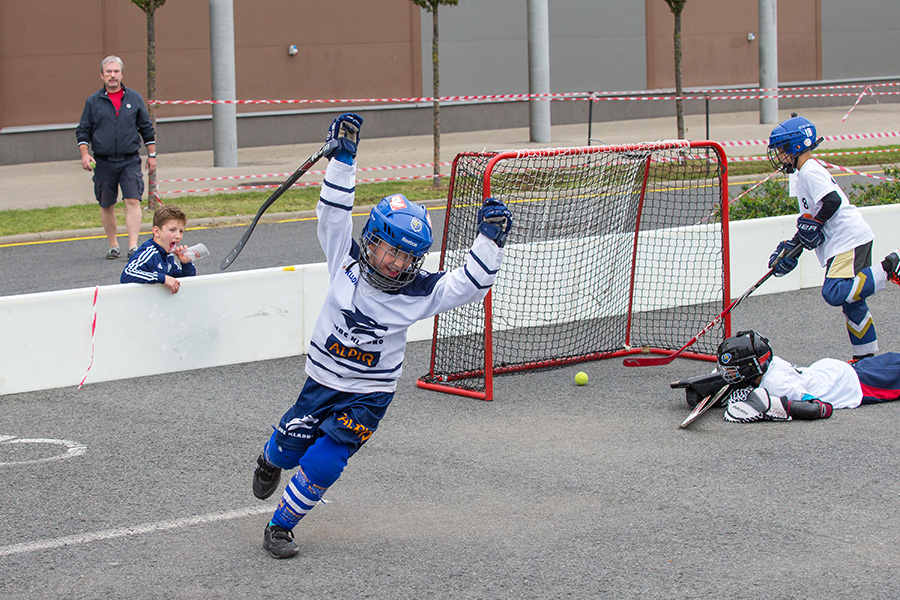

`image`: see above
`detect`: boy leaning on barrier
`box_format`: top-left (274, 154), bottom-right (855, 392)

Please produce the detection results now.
top-left (120, 205), bottom-right (196, 294)
top-left (250, 113), bottom-right (514, 559)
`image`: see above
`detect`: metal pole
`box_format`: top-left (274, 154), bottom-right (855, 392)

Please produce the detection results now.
top-left (706, 96), bottom-right (710, 140)
top-left (587, 92), bottom-right (593, 145)
top-left (209, 0), bottom-right (238, 167)
top-left (527, 0), bottom-right (551, 143)
top-left (758, 0), bottom-right (778, 124)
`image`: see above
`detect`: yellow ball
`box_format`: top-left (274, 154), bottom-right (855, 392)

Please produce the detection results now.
top-left (575, 371), bottom-right (588, 386)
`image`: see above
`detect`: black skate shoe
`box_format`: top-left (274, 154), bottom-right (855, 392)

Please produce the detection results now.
top-left (253, 454), bottom-right (282, 500)
top-left (264, 524), bottom-right (299, 559)
top-left (883, 250), bottom-right (900, 286)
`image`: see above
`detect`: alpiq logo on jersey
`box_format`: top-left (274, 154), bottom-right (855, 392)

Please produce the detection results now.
top-left (325, 334), bottom-right (381, 367)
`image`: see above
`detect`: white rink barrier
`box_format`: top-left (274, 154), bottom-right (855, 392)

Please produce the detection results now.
top-left (2, 205), bottom-right (899, 396)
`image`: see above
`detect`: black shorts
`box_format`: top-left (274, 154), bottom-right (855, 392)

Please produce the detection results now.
top-left (93, 154), bottom-right (144, 208)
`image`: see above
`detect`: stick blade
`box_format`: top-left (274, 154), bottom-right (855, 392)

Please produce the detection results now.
top-left (679, 384), bottom-right (730, 429)
top-left (623, 354), bottom-right (677, 367)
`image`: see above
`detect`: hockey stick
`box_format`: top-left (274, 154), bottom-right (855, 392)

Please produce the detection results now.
top-left (623, 241), bottom-right (803, 367)
top-left (219, 143), bottom-right (328, 270)
top-left (679, 383), bottom-right (731, 429)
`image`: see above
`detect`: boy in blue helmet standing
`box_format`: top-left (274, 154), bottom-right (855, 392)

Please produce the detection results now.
top-left (252, 113), bottom-right (513, 559)
top-left (766, 115), bottom-right (900, 361)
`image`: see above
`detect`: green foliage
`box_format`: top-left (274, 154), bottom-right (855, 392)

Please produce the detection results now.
top-left (849, 166), bottom-right (900, 207)
top-left (130, 0), bottom-right (166, 12)
top-left (663, 0), bottom-right (687, 14)
top-left (728, 179), bottom-right (795, 221)
top-left (410, 0), bottom-right (458, 11)
top-left (729, 165), bottom-right (900, 221)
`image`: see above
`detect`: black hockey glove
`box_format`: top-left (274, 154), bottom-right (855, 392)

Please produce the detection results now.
top-left (670, 372), bottom-right (729, 408)
top-left (795, 215), bottom-right (825, 250)
top-left (324, 113), bottom-right (364, 163)
top-left (477, 197), bottom-right (513, 248)
top-left (768, 239), bottom-right (800, 277)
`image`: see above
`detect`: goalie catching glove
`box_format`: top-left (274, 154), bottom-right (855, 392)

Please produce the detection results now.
top-left (477, 197), bottom-right (513, 248)
top-left (724, 387), bottom-right (833, 423)
top-left (324, 113), bottom-right (364, 164)
top-left (671, 372), bottom-right (729, 408)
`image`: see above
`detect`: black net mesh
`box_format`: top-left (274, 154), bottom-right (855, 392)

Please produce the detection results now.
top-left (419, 143), bottom-right (727, 395)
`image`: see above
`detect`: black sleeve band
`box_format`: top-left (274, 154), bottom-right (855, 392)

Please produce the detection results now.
top-left (813, 190), bottom-right (841, 222)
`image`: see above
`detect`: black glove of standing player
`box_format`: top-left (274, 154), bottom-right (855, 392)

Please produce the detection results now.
top-left (324, 113), bottom-right (363, 164)
top-left (477, 197), bottom-right (513, 248)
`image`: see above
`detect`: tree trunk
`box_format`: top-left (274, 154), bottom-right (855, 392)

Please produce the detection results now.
top-left (431, 8), bottom-right (441, 189)
top-left (146, 5), bottom-right (159, 209)
top-left (673, 11), bottom-right (685, 139)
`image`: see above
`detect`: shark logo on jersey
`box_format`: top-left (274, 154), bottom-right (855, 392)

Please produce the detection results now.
top-left (340, 307), bottom-right (387, 339)
top-left (284, 415), bottom-right (318, 431)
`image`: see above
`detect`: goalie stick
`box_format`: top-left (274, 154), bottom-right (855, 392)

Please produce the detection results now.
top-left (220, 143), bottom-right (328, 270)
top-left (679, 382), bottom-right (732, 429)
top-left (623, 241), bottom-right (803, 367)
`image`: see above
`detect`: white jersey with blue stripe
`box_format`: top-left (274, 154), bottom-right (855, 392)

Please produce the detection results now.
top-left (305, 158), bottom-right (504, 394)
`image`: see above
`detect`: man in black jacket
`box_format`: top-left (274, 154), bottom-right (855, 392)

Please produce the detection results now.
top-left (76, 55), bottom-right (157, 260)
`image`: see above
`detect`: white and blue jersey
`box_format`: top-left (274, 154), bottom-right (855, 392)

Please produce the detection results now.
top-left (120, 238), bottom-right (196, 285)
top-left (789, 159), bottom-right (873, 267)
top-left (306, 159), bottom-right (504, 394)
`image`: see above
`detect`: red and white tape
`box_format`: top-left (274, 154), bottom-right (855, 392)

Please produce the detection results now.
top-left (77, 286), bottom-right (99, 390)
top-left (149, 83), bottom-right (900, 107)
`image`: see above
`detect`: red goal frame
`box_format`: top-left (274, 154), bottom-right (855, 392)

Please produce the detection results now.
top-left (417, 141), bottom-right (731, 401)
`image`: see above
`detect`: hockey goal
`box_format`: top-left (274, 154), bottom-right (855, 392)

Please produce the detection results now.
top-left (417, 141), bottom-right (731, 401)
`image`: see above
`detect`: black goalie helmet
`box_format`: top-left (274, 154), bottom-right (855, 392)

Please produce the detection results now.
top-left (716, 330), bottom-right (773, 385)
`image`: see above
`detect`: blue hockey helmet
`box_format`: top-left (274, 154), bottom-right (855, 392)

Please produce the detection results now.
top-left (716, 330), bottom-right (773, 385)
top-left (767, 115), bottom-right (821, 173)
top-left (359, 194), bottom-right (433, 291)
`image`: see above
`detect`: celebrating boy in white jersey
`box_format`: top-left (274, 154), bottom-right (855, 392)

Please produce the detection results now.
top-left (251, 113), bottom-right (513, 558)
top-left (766, 115), bottom-right (900, 361)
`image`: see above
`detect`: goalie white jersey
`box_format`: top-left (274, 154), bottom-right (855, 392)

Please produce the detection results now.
top-left (305, 159), bottom-right (504, 394)
top-left (759, 355), bottom-right (862, 410)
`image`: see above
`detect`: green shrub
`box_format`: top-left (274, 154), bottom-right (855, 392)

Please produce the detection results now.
top-left (729, 165), bottom-right (900, 221)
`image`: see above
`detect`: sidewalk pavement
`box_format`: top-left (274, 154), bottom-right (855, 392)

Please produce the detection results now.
top-left (1, 104), bottom-right (897, 243)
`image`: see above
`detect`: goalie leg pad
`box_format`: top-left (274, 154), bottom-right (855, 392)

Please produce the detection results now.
top-left (724, 388), bottom-right (791, 423)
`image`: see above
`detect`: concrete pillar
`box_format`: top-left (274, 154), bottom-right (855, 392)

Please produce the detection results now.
top-left (209, 0), bottom-right (238, 167)
top-left (758, 0), bottom-right (779, 124)
top-left (527, 0), bottom-right (551, 143)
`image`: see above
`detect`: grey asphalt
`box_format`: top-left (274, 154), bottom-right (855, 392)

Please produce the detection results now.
top-left (2, 286), bottom-right (899, 599)
top-left (2, 105), bottom-right (900, 599)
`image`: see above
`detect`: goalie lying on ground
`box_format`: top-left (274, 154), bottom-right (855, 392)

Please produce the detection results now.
top-left (672, 330), bottom-right (900, 423)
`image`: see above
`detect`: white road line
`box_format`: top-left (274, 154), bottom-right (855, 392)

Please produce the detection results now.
top-left (0, 505), bottom-right (273, 557)
top-left (0, 437), bottom-right (87, 467)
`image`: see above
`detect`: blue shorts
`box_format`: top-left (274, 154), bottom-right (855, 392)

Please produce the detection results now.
top-left (272, 378), bottom-right (394, 456)
top-left (93, 154), bottom-right (144, 208)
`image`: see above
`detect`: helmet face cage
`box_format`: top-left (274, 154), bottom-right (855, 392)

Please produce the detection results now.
top-left (359, 230), bottom-right (426, 292)
top-left (716, 330), bottom-right (773, 385)
top-left (357, 194), bottom-right (432, 292)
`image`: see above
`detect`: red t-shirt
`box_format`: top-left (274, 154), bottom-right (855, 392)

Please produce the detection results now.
top-left (108, 89), bottom-right (125, 115)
